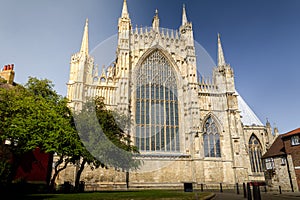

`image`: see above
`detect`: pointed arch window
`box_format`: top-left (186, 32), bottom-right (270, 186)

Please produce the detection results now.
top-left (249, 135), bottom-right (263, 172)
top-left (135, 50), bottom-right (179, 152)
top-left (100, 77), bottom-right (106, 83)
top-left (93, 77), bottom-right (99, 82)
top-left (203, 116), bottom-right (221, 157)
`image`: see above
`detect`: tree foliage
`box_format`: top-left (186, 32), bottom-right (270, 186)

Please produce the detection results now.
top-left (0, 77), bottom-right (140, 192)
top-left (0, 77), bottom-right (84, 190)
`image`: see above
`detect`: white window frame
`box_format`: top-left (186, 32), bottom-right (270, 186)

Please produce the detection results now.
top-left (281, 157), bottom-right (286, 165)
top-left (265, 158), bottom-right (275, 170)
top-left (291, 135), bottom-right (300, 146)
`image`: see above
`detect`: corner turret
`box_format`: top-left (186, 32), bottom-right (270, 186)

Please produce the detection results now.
top-left (67, 19), bottom-right (94, 111)
top-left (214, 33), bottom-right (235, 93)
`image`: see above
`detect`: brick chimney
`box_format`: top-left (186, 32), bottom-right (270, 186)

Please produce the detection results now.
top-left (0, 64), bottom-right (15, 84)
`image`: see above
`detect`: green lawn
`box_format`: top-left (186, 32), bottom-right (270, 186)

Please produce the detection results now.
top-left (19, 190), bottom-right (212, 200)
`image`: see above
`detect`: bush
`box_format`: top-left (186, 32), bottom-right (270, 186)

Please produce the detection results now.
top-left (0, 160), bottom-right (12, 189)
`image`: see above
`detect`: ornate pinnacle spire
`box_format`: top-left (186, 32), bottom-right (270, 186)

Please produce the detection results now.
top-left (100, 65), bottom-right (106, 78)
top-left (121, 0), bottom-right (129, 18)
top-left (217, 33), bottom-right (226, 67)
top-left (80, 18), bottom-right (89, 55)
top-left (94, 64), bottom-right (99, 77)
top-left (182, 4), bottom-right (188, 25)
top-left (152, 9), bottom-right (159, 30)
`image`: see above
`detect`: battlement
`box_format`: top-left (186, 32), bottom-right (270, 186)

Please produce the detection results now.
top-left (198, 77), bottom-right (218, 93)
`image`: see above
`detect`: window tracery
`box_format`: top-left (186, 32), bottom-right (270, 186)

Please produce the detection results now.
top-left (203, 116), bottom-right (221, 157)
top-left (249, 135), bottom-right (263, 172)
top-left (135, 50), bottom-right (179, 152)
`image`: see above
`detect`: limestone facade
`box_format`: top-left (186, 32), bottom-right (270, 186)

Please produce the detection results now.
top-left (61, 0), bottom-right (277, 189)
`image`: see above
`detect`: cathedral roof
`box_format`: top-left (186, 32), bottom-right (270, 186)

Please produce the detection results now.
top-left (236, 91), bottom-right (264, 126)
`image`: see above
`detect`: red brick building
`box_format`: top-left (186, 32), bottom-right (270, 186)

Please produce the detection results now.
top-left (262, 128), bottom-right (300, 191)
top-left (0, 64), bottom-right (53, 190)
top-left (282, 128), bottom-right (300, 190)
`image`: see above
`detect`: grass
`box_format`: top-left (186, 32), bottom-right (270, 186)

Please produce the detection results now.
top-left (18, 189), bottom-right (212, 200)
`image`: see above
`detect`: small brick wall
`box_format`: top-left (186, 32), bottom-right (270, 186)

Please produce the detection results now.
top-left (283, 137), bottom-right (300, 190)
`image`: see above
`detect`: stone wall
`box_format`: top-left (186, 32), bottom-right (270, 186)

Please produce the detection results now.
top-left (266, 155), bottom-right (298, 192)
top-left (55, 155), bottom-right (253, 189)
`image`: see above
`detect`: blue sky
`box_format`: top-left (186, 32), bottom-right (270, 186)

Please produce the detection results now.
top-left (0, 0), bottom-right (299, 134)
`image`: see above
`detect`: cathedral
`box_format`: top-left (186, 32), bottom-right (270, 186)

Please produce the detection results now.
top-left (62, 0), bottom-right (278, 189)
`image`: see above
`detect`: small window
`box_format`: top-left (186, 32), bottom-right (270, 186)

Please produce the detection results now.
top-left (291, 135), bottom-right (300, 146)
top-left (93, 77), bottom-right (98, 82)
top-left (100, 77), bottom-right (106, 83)
top-left (281, 157), bottom-right (286, 165)
top-left (265, 158), bottom-right (274, 170)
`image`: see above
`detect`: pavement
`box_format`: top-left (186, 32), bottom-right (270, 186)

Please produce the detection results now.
top-left (202, 191), bottom-right (300, 200)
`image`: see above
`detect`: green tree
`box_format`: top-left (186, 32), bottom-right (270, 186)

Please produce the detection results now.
top-left (0, 77), bottom-right (84, 191)
top-left (22, 77), bottom-right (93, 192)
top-left (0, 77), bottom-right (140, 192)
top-left (0, 83), bottom-right (39, 185)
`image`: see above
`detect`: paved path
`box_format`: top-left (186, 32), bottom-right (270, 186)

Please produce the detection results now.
top-left (208, 191), bottom-right (300, 200)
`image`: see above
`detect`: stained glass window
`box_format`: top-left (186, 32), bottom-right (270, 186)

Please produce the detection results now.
top-left (249, 135), bottom-right (263, 172)
top-left (203, 117), bottom-right (221, 157)
top-left (291, 135), bottom-right (300, 146)
top-left (135, 50), bottom-right (179, 152)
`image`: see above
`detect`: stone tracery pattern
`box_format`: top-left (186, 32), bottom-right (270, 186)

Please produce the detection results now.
top-left (135, 50), bottom-right (179, 152)
top-left (203, 116), bottom-right (221, 157)
top-left (249, 135), bottom-right (263, 172)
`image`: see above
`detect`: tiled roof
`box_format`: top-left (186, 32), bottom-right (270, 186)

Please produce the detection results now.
top-left (261, 135), bottom-right (286, 159)
top-left (281, 128), bottom-right (300, 138)
top-left (262, 128), bottom-right (300, 159)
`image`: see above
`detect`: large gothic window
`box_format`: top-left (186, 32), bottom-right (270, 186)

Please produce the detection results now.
top-left (203, 117), bottom-right (221, 157)
top-left (135, 50), bottom-right (179, 152)
top-left (249, 135), bottom-right (263, 172)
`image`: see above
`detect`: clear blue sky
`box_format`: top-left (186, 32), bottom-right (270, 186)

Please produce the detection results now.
top-left (0, 0), bottom-right (299, 134)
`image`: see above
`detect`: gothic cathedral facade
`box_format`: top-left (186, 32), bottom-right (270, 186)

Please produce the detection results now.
top-left (63, 0), bottom-right (277, 188)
